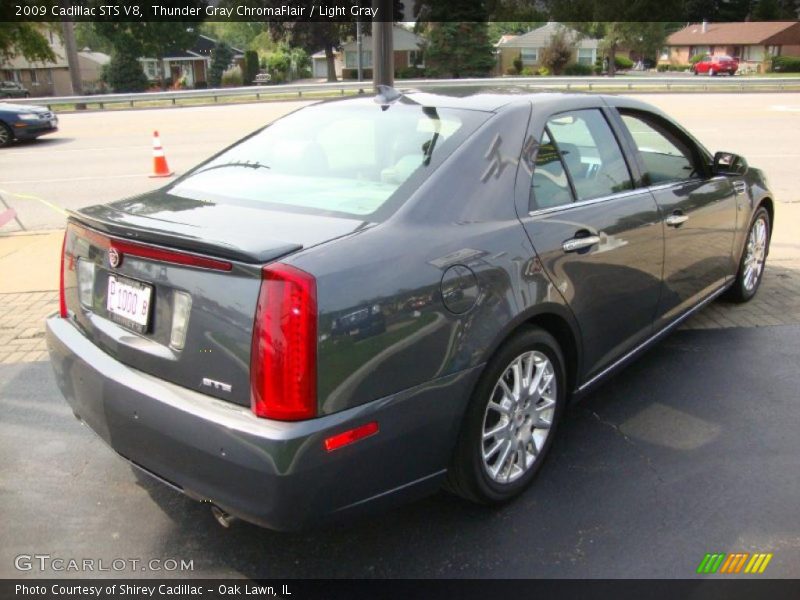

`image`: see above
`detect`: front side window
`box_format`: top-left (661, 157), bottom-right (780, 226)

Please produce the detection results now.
top-left (545, 109), bottom-right (632, 201)
top-left (620, 111), bottom-right (698, 185)
top-left (170, 102), bottom-right (487, 220)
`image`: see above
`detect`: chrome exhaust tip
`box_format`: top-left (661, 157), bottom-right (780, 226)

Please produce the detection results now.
top-left (210, 505), bottom-right (236, 528)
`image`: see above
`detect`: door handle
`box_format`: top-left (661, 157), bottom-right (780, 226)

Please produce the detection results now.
top-left (562, 235), bottom-right (600, 253)
top-left (665, 213), bottom-right (689, 227)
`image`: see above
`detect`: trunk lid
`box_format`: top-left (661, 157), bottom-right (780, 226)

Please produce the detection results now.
top-left (63, 190), bottom-right (368, 407)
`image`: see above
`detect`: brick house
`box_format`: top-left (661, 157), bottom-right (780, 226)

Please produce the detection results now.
top-left (660, 21), bottom-right (800, 73)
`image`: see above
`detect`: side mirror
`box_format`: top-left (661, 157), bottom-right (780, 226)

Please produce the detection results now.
top-left (713, 151), bottom-right (748, 176)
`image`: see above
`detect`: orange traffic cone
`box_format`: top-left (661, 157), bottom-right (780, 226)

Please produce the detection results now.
top-left (149, 130), bottom-right (174, 178)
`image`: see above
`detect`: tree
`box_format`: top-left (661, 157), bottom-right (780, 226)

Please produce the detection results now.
top-left (104, 38), bottom-right (148, 92)
top-left (540, 27), bottom-right (572, 75)
top-left (0, 23), bottom-right (55, 63)
top-left (94, 2), bottom-right (203, 89)
top-left (424, 22), bottom-right (495, 78)
top-left (208, 41), bottom-right (234, 88)
top-left (267, 23), bottom-right (347, 82)
top-left (75, 23), bottom-right (113, 54)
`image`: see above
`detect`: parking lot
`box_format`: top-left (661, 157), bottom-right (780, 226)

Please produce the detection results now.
top-left (1, 92), bottom-right (800, 578)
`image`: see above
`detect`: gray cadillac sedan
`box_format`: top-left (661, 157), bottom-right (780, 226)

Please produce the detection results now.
top-left (47, 89), bottom-right (773, 530)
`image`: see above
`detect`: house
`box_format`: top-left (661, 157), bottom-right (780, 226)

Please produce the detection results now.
top-left (495, 22), bottom-right (599, 75)
top-left (139, 34), bottom-right (244, 88)
top-left (313, 25), bottom-right (424, 80)
top-left (661, 21), bottom-right (800, 72)
top-left (311, 49), bottom-right (343, 79)
top-left (0, 27), bottom-right (110, 96)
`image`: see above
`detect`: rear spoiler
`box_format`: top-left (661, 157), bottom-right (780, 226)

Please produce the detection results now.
top-left (68, 209), bottom-right (303, 265)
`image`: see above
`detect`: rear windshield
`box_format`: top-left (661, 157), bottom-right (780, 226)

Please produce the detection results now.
top-left (169, 101), bottom-right (488, 220)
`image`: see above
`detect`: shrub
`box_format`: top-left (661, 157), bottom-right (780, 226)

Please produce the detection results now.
top-left (690, 53), bottom-right (709, 65)
top-left (266, 48), bottom-right (292, 84)
top-left (221, 66), bottom-right (243, 87)
top-left (520, 66), bottom-right (536, 76)
top-left (540, 28), bottom-right (572, 75)
top-left (209, 42), bottom-right (234, 87)
top-left (396, 66), bottom-right (425, 79)
top-left (536, 66), bottom-right (550, 76)
top-left (614, 55), bottom-right (634, 70)
top-left (656, 63), bottom-right (670, 72)
top-left (505, 66), bottom-right (518, 75)
top-left (564, 63), bottom-right (594, 76)
top-left (244, 50), bottom-right (259, 85)
top-left (512, 54), bottom-right (523, 75)
top-left (772, 55), bottom-right (800, 72)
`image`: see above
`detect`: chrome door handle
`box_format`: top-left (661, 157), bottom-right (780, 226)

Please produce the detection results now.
top-left (665, 214), bottom-right (689, 227)
top-left (562, 235), bottom-right (600, 253)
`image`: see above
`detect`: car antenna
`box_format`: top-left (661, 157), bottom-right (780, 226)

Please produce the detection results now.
top-left (374, 85), bottom-right (402, 109)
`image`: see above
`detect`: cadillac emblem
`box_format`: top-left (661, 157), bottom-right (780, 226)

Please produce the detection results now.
top-left (108, 247), bottom-right (121, 268)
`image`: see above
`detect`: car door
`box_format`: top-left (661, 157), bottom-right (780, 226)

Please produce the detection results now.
top-left (515, 106), bottom-right (664, 382)
top-left (613, 108), bottom-right (738, 328)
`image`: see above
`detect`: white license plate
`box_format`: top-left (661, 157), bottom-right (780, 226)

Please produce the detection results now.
top-left (107, 275), bottom-right (153, 331)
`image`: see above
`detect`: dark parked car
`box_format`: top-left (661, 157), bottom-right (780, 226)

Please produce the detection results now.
top-left (47, 89), bottom-right (773, 530)
top-left (692, 54), bottom-right (739, 76)
top-left (0, 81), bottom-right (30, 98)
top-left (0, 102), bottom-right (58, 147)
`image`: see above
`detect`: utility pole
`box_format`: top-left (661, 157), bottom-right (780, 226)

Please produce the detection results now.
top-left (371, 0), bottom-right (393, 89)
top-left (356, 21), bottom-right (363, 82)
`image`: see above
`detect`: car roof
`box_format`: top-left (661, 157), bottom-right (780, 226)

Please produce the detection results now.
top-left (319, 85), bottom-right (662, 116)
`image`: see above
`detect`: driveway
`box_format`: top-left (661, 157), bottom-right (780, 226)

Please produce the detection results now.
top-left (1, 324), bottom-right (798, 578)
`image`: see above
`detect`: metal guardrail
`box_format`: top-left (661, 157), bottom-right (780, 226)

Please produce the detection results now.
top-left (6, 76), bottom-right (800, 109)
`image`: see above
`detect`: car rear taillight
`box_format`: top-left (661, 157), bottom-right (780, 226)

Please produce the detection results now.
top-left (59, 231), bottom-right (67, 318)
top-left (250, 263), bottom-right (317, 421)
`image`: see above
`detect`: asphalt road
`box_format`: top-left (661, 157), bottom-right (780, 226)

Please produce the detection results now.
top-left (2, 325), bottom-right (798, 578)
top-left (1, 92), bottom-right (799, 232)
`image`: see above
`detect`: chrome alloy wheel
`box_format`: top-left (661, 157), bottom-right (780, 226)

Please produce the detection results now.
top-left (481, 351), bottom-right (556, 484)
top-left (0, 125), bottom-right (10, 146)
top-left (743, 216), bottom-right (768, 292)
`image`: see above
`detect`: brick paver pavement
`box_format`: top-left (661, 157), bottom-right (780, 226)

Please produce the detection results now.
top-left (2, 262), bottom-right (799, 366)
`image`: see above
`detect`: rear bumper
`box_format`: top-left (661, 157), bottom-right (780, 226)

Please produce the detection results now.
top-left (46, 316), bottom-right (478, 530)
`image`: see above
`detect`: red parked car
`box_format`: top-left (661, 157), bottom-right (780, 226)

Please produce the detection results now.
top-left (692, 55), bottom-right (739, 76)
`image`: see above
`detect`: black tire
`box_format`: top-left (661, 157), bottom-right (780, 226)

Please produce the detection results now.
top-left (724, 206), bottom-right (770, 303)
top-left (445, 327), bottom-right (567, 504)
top-left (0, 122), bottom-right (13, 148)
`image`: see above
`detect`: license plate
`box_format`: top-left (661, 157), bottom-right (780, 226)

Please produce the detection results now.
top-left (107, 275), bottom-right (153, 332)
top-left (50, 119), bottom-right (57, 127)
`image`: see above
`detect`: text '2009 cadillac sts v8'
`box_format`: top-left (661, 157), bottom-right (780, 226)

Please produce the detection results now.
top-left (47, 88), bottom-right (773, 530)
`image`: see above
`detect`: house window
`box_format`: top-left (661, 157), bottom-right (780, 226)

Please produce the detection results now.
top-left (577, 48), bottom-right (595, 66)
top-left (520, 48), bottom-right (538, 65)
top-left (689, 46), bottom-right (710, 57)
top-left (345, 50), bottom-right (373, 69)
top-left (45, 69), bottom-right (53, 85)
top-left (409, 50), bottom-right (424, 67)
top-left (768, 45), bottom-right (781, 57)
top-left (29, 70), bottom-right (38, 84)
top-left (143, 60), bottom-right (158, 79)
top-left (659, 47), bottom-right (669, 60)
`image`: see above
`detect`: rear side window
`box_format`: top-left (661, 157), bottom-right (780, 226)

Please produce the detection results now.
top-left (546, 109), bottom-right (632, 201)
top-left (620, 112), bottom-right (698, 185)
top-left (530, 129), bottom-right (574, 211)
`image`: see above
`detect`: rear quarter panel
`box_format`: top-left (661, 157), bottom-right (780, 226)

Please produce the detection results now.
top-left (285, 103), bottom-right (571, 416)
